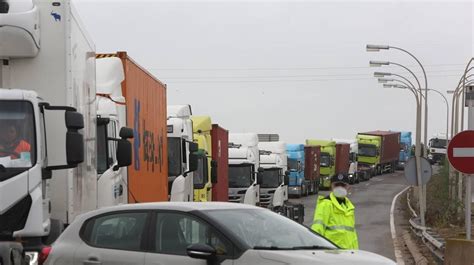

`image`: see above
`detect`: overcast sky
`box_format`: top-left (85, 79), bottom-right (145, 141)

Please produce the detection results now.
top-left (75, 0), bottom-right (472, 143)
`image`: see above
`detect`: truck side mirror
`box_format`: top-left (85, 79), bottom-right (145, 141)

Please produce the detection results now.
top-left (188, 153), bottom-right (198, 172)
top-left (119, 127), bottom-right (134, 139)
top-left (65, 111), bottom-right (84, 165)
top-left (114, 139), bottom-right (132, 170)
top-left (284, 174), bottom-right (289, 185)
top-left (211, 160), bottom-right (218, 184)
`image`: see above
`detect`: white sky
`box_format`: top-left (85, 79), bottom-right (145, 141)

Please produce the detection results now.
top-left (75, 0), bottom-right (473, 143)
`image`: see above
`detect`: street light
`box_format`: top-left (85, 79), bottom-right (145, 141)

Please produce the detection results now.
top-left (367, 45), bottom-right (428, 159)
top-left (374, 72), bottom-right (391, 78)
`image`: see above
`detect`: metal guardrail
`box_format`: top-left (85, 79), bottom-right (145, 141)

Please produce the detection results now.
top-left (406, 190), bottom-right (445, 262)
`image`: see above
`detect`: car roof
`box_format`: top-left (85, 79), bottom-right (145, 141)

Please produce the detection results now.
top-left (76, 202), bottom-right (259, 221)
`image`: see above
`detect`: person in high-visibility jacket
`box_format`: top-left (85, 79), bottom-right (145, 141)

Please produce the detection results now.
top-left (0, 121), bottom-right (31, 159)
top-left (311, 174), bottom-right (359, 249)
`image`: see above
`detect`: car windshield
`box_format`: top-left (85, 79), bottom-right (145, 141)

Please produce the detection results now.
top-left (429, 138), bottom-right (446, 149)
top-left (207, 209), bottom-right (336, 250)
top-left (287, 158), bottom-right (298, 171)
top-left (0, 101), bottom-right (36, 182)
top-left (359, 144), bottom-right (377, 157)
top-left (260, 168), bottom-right (281, 188)
top-left (320, 153), bottom-right (330, 167)
top-left (229, 164), bottom-right (254, 188)
top-left (167, 137), bottom-right (182, 176)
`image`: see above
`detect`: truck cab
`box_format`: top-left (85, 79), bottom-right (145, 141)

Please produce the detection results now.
top-left (428, 133), bottom-right (447, 164)
top-left (191, 116), bottom-right (217, 202)
top-left (398, 131), bottom-right (412, 169)
top-left (357, 131), bottom-right (400, 175)
top-left (258, 141), bottom-right (289, 208)
top-left (306, 140), bottom-right (336, 189)
top-left (228, 133), bottom-right (260, 205)
top-left (286, 144), bottom-right (306, 197)
top-left (167, 105), bottom-right (198, 202)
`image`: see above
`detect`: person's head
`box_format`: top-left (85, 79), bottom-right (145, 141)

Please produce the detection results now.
top-left (331, 174), bottom-right (350, 198)
top-left (0, 121), bottom-right (20, 144)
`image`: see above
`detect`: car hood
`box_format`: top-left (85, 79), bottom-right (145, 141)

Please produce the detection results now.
top-left (256, 249), bottom-right (396, 265)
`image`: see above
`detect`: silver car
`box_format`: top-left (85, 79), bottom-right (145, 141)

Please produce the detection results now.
top-left (44, 202), bottom-right (395, 265)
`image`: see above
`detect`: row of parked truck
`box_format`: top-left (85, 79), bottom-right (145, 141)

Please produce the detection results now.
top-left (0, 1), bottom-right (415, 263)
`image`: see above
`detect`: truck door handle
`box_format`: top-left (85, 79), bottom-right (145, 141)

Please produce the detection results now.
top-left (84, 257), bottom-right (102, 265)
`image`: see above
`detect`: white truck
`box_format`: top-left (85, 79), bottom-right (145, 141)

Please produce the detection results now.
top-left (228, 133), bottom-right (260, 205)
top-left (333, 138), bottom-right (360, 183)
top-left (428, 133), bottom-right (447, 164)
top-left (167, 105), bottom-right (198, 202)
top-left (257, 141), bottom-right (289, 209)
top-left (95, 57), bottom-right (133, 208)
top-left (0, 0), bottom-right (131, 261)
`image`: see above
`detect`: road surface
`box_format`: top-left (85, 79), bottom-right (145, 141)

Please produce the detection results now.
top-left (289, 171), bottom-right (408, 260)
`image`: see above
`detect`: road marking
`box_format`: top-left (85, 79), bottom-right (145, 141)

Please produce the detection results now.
top-left (390, 186), bottom-right (410, 265)
top-left (365, 183), bottom-right (370, 186)
top-left (453, 147), bottom-right (474, 157)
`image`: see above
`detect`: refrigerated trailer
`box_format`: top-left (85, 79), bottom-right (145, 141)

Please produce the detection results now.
top-left (0, 0), bottom-right (132, 259)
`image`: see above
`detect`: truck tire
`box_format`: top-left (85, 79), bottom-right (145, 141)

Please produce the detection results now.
top-left (43, 219), bottom-right (64, 245)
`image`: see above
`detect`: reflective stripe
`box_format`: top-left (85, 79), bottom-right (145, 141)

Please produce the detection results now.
top-left (327, 225), bottom-right (355, 232)
top-left (312, 220), bottom-right (355, 232)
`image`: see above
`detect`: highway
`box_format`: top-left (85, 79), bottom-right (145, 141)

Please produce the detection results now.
top-left (289, 171), bottom-right (409, 260)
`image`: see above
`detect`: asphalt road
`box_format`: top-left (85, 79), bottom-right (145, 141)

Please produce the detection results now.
top-left (289, 171), bottom-right (409, 260)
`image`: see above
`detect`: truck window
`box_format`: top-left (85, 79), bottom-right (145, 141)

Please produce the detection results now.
top-left (320, 153), bottom-right (331, 167)
top-left (228, 164), bottom-right (254, 188)
top-left (167, 137), bottom-right (182, 177)
top-left (193, 154), bottom-right (207, 189)
top-left (359, 144), bottom-right (377, 157)
top-left (287, 158), bottom-right (298, 171)
top-left (0, 101), bottom-right (36, 182)
top-left (97, 123), bottom-right (108, 174)
top-left (260, 168), bottom-right (281, 188)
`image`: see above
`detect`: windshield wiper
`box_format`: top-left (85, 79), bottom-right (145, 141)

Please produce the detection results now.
top-left (253, 246), bottom-right (291, 250)
top-left (290, 245), bottom-right (336, 250)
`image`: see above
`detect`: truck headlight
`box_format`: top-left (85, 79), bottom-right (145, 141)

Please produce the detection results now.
top-left (428, 154), bottom-right (433, 159)
top-left (370, 165), bottom-right (376, 169)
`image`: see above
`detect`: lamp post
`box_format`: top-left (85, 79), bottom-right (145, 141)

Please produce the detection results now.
top-left (380, 81), bottom-right (425, 227)
top-left (367, 45), bottom-right (428, 158)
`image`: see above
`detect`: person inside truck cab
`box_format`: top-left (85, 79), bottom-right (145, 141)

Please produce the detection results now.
top-left (0, 121), bottom-right (31, 159)
top-left (311, 174), bottom-right (359, 249)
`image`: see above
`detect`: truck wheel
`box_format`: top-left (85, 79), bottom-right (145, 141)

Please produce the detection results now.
top-left (43, 219), bottom-right (64, 245)
top-left (355, 174), bottom-right (360, 184)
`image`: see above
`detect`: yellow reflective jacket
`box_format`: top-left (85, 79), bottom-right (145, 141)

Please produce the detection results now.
top-left (311, 192), bottom-right (359, 249)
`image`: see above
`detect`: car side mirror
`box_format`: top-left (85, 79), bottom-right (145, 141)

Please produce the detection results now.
top-left (65, 111), bottom-right (84, 165)
top-left (211, 160), bottom-right (218, 184)
top-left (187, 243), bottom-right (217, 260)
top-left (119, 127), bottom-right (134, 139)
top-left (114, 139), bottom-right (132, 170)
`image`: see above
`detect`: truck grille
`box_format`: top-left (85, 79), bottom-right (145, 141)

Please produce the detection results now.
top-left (259, 194), bottom-right (272, 207)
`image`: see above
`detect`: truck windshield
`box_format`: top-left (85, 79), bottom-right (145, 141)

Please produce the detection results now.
top-left (287, 158), bottom-right (298, 171)
top-left (261, 168), bottom-right (281, 188)
top-left (206, 209), bottom-right (336, 250)
top-left (429, 138), bottom-right (447, 149)
top-left (229, 164), bottom-right (254, 188)
top-left (359, 144), bottom-right (377, 157)
top-left (320, 153), bottom-right (330, 167)
top-left (0, 101), bottom-right (36, 182)
top-left (167, 137), bottom-right (182, 177)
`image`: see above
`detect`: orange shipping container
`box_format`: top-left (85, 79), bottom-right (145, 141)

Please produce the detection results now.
top-left (97, 51), bottom-right (168, 203)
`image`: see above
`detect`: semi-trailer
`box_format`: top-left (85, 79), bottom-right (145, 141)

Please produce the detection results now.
top-left (357, 131), bottom-right (401, 175)
top-left (333, 139), bottom-right (360, 183)
top-left (211, 124), bottom-right (229, 202)
top-left (304, 145), bottom-right (320, 194)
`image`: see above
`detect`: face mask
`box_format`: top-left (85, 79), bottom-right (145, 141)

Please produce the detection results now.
top-left (333, 186), bottom-right (348, 198)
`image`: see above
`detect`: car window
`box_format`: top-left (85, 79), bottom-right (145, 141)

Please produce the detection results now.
top-left (154, 212), bottom-right (230, 256)
top-left (83, 212), bottom-right (148, 251)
